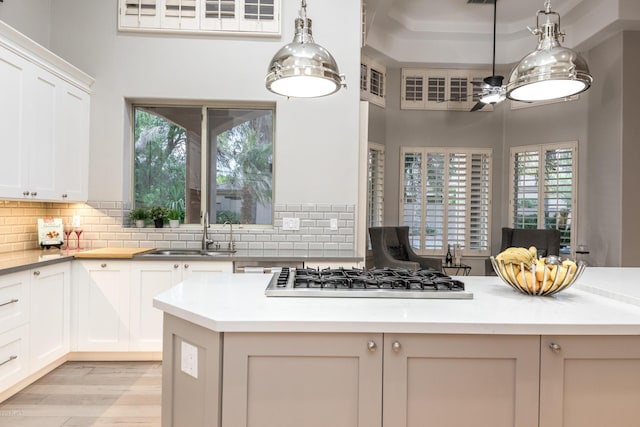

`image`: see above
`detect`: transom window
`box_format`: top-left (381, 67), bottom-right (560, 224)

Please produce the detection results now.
top-left (119, 0), bottom-right (280, 35)
top-left (131, 104), bottom-right (274, 226)
top-left (400, 147), bottom-right (492, 255)
top-left (509, 142), bottom-right (577, 254)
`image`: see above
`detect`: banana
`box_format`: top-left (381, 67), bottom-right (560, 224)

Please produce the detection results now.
top-left (496, 246), bottom-right (536, 267)
top-left (529, 246), bottom-right (538, 259)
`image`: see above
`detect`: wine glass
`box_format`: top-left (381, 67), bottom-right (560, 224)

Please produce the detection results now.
top-left (74, 227), bottom-right (84, 250)
top-left (63, 224), bottom-right (73, 252)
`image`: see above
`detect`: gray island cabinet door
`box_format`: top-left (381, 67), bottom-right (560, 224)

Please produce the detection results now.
top-left (540, 335), bottom-right (640, 427)
top-left (383, 334), bottom-right (540, 427)
top-left (222, 332), bottom-right (383, 427)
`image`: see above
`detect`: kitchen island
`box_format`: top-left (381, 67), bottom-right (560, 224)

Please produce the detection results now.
top-left (153, 268), bottom-right (640, 427)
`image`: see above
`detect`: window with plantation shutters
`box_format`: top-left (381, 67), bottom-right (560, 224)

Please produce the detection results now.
top-left (401, 68), bottom-right (491, 111)
top-left (509, 142), bottom-right (577, 254)
top-left (400, 147), bottom-right (491, 256)
top-left (360, 55), bottom-right (385, 108)
top-left (118, 0), bottom-right (280, 35)
top-left (367, 143), bottom-right (385, 231)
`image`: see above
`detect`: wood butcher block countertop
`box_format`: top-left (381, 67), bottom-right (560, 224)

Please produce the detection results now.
top-left (73, 247), bottom-right (155, 259)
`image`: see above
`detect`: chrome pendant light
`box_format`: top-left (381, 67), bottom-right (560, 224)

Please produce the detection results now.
top-left (265, 0), bottom-right (346, 98)
top-left (506, 0), bottom-right (592, 102)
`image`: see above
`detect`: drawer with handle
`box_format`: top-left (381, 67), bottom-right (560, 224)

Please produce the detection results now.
top-left (0, 272), bottom-right (28, 334)
top-left (0, 324), bottom-right (28, 393)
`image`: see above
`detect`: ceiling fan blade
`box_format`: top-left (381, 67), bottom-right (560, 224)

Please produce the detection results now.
top-left (470, 101), bottom-right (485, 112)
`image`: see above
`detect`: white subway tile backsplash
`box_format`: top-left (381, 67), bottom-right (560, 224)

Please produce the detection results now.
top-left (0, 201), bottom-right (356, 255)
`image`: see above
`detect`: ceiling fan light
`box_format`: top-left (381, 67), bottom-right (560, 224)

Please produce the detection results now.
top-left (265, 1), bottom-right (345, 98)
top-left (480, 91), bottom-right (506, 104)
top-left (506, 1), bottom-right (593, 102)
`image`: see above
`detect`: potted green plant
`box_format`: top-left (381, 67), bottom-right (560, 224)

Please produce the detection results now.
top-left (129, 208), bottom-right (147, 228)
top-left (148, 206), bottom-right (168, 228)
top-left (167, 209), bottom-right (181, 228)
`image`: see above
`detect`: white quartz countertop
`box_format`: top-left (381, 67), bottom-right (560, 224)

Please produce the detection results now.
top-left (153, 268), bottom-right (640, 335)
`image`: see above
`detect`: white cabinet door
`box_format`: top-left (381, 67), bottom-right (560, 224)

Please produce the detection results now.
top-left (129, 260), bottom-right (232, 351)
top-left (55, 80), bottom-right (90, 202)
top-left (74, 261), bottom-right (131, 351)
top-left (0, 325), bottom-right (29, 394)
top-left (29, 263), bottom-right (70, 372)
top-left (0, 46), bottom-right (29, 199)
top-left (222, 332), bottom-right (383, 427)
top-left (129, 261), bottom-right (182, 351)
top-left (24, 65), bottom-right (58, 201)
top-left (383, 334), bottom-right (540, 427)
top-left (540, 335), bottom-right (640, 427)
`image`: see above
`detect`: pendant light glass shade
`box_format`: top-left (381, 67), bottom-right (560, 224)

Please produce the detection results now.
top-left (506, 1), bottom-right (592, 102)
top-left (266, 0), bottom-right (345, 98)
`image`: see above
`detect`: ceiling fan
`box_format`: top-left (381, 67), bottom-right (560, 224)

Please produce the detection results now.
top-left (469, 0), bottom-right (506, 112)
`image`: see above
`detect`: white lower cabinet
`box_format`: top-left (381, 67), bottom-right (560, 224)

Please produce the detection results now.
top-left (540, 335), bottom-right (640, 427)
top-left (74, 259), bottom-right (232, 353)
top-left (129, 260), bottom-right (231, 351)
top-left (29, 263), bottom-right (70, 372)
top-left (0, 325), bottom-right (29, 393)
top-left (74, 260), bottom-right (131, 351)
top-left (222, 332), bottom-right (383, 427)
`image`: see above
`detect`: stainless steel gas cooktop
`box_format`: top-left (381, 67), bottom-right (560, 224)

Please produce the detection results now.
top-left (265, 267), bottom-right (473, 299)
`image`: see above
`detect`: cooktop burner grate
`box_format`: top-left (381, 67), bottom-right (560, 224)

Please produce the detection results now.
top-left (265, 267), bottom-right (472, 299)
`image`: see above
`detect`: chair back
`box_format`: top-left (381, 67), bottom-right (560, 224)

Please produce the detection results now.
top-left (500, 227), bottom-right (561, 257)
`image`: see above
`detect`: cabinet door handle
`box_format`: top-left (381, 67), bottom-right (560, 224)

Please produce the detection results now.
top-left (101, 263), bottom-right (107, 268)
top-left (33, 270), bottom-right (40, 277)
top-left (23, 191), bottom-right (30, 196)
top-left (30, 192), bottom-right (37, 197)
top-left (184, 264), bottom-right (189, 269)
top-left (62, 193), bottom-right (68, 199)
top-left (0, 355), bottom-right (17, 367)
top-left (173, 264), bottom-right (179, 269)
top-left (0, 298), bottom-right (19, 308)
top-left (392, 341), bottom-right (402, 353)
top-left (549, 342), bottom-right (562, 353)
top-left (367, 340), bottom-right (377, 352)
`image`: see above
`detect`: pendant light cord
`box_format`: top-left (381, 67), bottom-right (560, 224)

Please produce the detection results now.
top-left (492, 0), bottom-right (497, 77)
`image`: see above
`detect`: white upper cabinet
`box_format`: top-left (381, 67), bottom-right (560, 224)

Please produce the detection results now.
top-left (0, 21), bottom-right (93, 202)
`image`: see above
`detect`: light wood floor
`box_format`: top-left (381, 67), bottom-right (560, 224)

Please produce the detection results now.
top-left (0, 361), bottom-right (161, 427)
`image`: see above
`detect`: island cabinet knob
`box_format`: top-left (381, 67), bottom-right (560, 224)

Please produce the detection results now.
top-left (367, 340), bottom-right (377, 352)
top-left (101, 263), bottom-right (107, 268)
top-left (33, 270), bottom-right (40, 277)
top-left (184, 264), bottom-right (189, 269)
top-left (173, 264), bottom-right (179, 269)
top-left (549, 342), bottom-right (562, 353)
top-left (392, 341), bottom-right (402, 353)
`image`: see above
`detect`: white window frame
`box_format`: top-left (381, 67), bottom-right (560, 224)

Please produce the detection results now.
top-left (367, 142), bottom-right (385, 230)
top-left (119, 0), bottom-right (281, 36)
top-left (509, 141), bottom-right (578, 255)
top-left (360, 55), bottom-right (385, 108)
top-left (401, 68), bottom-right (492, 112)
top-left (399, 146), bottom-right (492, 256)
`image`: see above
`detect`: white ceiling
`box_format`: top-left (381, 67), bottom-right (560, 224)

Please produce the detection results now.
top-left (363, 0), bottom-right (640, 67)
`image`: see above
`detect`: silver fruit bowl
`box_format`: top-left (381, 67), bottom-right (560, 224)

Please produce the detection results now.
top-left (489, 256), bottom-right (586, 296)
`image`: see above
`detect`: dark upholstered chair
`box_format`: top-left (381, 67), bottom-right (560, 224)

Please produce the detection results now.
top-left (485, 227), bottom-right (561, 275)
top-left (369, 226), bottom-right (442, 271)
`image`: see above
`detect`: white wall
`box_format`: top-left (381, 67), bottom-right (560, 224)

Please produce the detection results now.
top-left (0, 0), bottom-right (51, 48)
top-left (45, 0), bottom-right (361, 206)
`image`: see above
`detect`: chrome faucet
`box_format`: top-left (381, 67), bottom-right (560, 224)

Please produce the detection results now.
top-left (202, 212), bottom-right (213, 250)
top-left (223, 221), bottom-right (235, 251)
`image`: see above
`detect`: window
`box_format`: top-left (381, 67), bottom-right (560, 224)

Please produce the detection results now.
top-left (119, 0), bottom-right (280, 35)
top-left (360, 55), bottom-right (386, 108)
top-left (367, 143), bottom-right (385, 230)
top-left (400, 147), bottom-right (492, 255)
top-left (401, 68), bottom-right (492, 111)
top-left (509, 142), bottom-right (577, 254)
top-left (132, 104), bottom-right (274, 226)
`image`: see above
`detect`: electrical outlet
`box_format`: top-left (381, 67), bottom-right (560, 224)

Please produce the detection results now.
top-left (282, 217), bottom-right (300, 231)
top-left (181, 341), bottom-right (198, 379)
top-left (330, 218), bottom-right (338, 230)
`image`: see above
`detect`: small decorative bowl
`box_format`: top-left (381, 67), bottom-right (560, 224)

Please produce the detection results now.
top-left (489, 256), bottom-right (586, 296)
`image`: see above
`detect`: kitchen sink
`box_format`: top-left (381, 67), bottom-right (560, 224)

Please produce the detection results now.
top-left (144, 249), bottom-right (236, 257)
